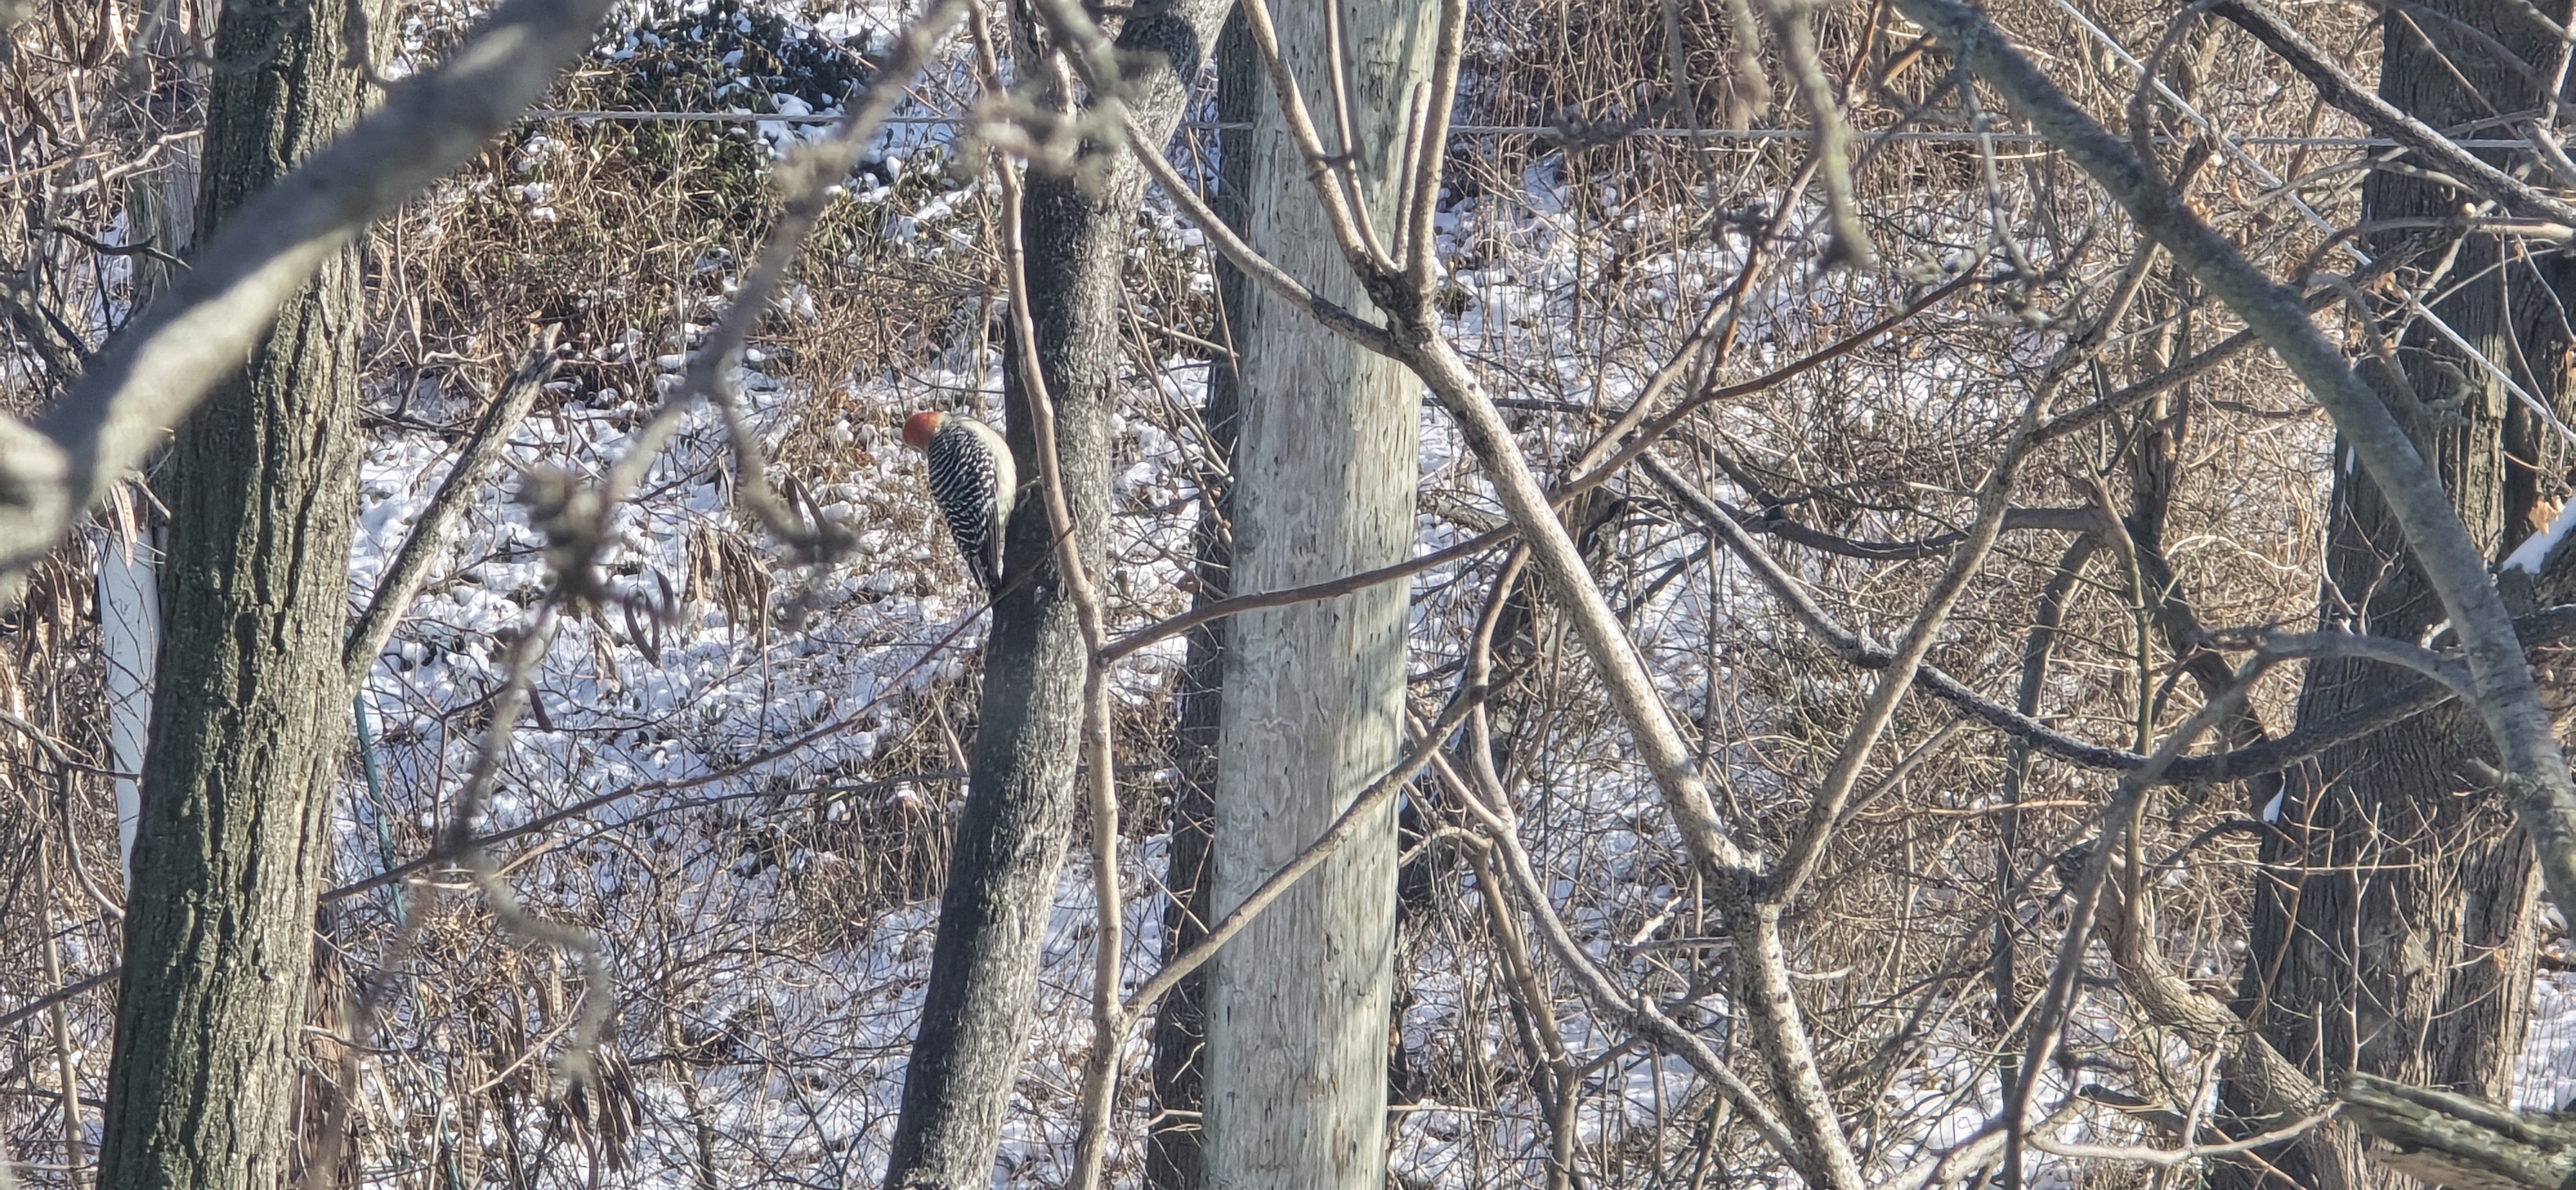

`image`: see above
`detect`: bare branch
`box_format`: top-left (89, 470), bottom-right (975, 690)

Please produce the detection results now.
top-left (980, 28), bottom-right (1122, 1184)
top-left (2339, 1072), bottom-right (2576, 1189)
top-left (2247, 630), bottom-right (2477, 698)
top-left (1894, 0), bottom-right (2576, 916)
top-left (2027, 1108), bottom-right (2341, 1167)
top-left (1640, 453), bottom-right (2576, 782)
top-left (1556, 270), bottom-right (1987, 505)
top-left (343, 326), bottom-right (560, 685)
top-left (1224, 0), bottom-right (1390, 277)
top-left (1766, 397), bottom-right (2045, 903)
top-left (1115, 686), bottom-right (1489, 1019)
top-left (1763, 0), bottom-right (1876, 266)
top-left (2208, 0), bottom-right (2576, 227)
top-left (1401, 0), bottom-right (1467, 293)
top-left (2030, 272), bottom-right (2359, 446)
top-left (2007, 652), bottom-right (2284, 1179)
top-left (1643, 449), bottom-right (2144, 766)
top-left (0, 0), bottom-right (618, 610)
top-left (0, 969), bottom-right (118, 1034)
top-left (1417, 744), bottom-right (1806, 1166)
top-left (676, 0), bottom-right (969, 555)
top-left (1116, 108), bottom-right (1402, 355)
top-left (1315, 0), bottom-right (1396, 272)
top-left (1097, 525), bottom-right (1514, 665)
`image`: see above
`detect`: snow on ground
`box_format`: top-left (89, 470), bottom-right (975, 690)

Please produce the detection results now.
top-left (323, 131), bottom-right (1853, 1178)
top-left (2519, 970), bottom-right (2576, 1111)
top-left (40, 7), bottom-right (2570, 1181)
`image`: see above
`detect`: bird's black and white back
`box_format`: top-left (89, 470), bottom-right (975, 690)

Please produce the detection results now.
top-left (924, 417), bottom-right (1013, 596)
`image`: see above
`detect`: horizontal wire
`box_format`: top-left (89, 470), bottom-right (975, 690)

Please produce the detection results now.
top-left (515, 109), bottom-right (2532, 149)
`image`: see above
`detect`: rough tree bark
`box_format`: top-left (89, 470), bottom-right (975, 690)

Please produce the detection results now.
top-left (1145, 13), bottom-right (1253, 1188)
top-left (876, 1), bottom-right (1232, 1185)
top-left (93, 0), bottom-right (384, 1180)
top-left (2221, 5), bottom-right (2576, 1185)
top-left (1199, 0), bottom-right (1434, 1184)
top-left (2336, 1072), bottom-right (2576, 1190)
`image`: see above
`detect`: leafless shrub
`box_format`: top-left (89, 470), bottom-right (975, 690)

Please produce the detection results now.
top-left (10, 0), bottom-right (2562, 1182)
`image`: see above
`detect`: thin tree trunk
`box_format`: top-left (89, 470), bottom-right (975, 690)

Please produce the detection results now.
top-left (2222, 4), bottom-right (2573, 1185)
top-left (33, 826), bottom-right (87, 1187)
top-left (97, 541), bottom-right (156, 879)
top-left (1145, 14), bottom-right (1253, 1187)
top-left (93, 0), bottom-right (381, 1179)
top-left (1200, 0), bottom-right (1433, 1184)
top-left (878, 3), bottom-right (1231, 1185)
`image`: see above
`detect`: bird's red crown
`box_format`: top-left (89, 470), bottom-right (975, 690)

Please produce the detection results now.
top-left (902, 410), bottom-right (944, 450)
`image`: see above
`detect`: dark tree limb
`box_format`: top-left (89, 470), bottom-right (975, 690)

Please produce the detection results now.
top-left (877, 1), bottom-right (1235, 1185)
top-left (96, 0), bottom-right (395, 1176)
top-left (1645, 451), bottom-right (2576, 782)
top-left (1717, 493), bottom-right (2103, 561)
top-left (1147, 17), bottom-right (1250, 1180)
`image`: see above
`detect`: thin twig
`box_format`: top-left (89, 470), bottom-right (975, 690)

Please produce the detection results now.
top-left (971, 12), bottom-right (1122, 1182)
top-left (1902, 0), bottom-right (2576, 918)
top-left (1766, 387), bottom-right (2050, 903)
top-left (2029, 1108), bottom-right (2340, 1167)
top-left (1117, 686), bottom-right (1488, 1018)
top-left (671, 0), bottom-right (969, 555)
top-left (1417, 745), bottom-right (1804, 1164)
top-left (1097, 526), bottom-right (1513, 664)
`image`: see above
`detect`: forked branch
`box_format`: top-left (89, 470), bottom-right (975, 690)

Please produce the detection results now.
top-left (1895, 0), bottom-right (2576, 918)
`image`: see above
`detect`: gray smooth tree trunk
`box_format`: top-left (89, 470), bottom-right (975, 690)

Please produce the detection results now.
top-left (93, 0), bottom-right (383, 1180)
top-left (876, 1), bottom-right (1232, 1185)
top-left (1144, 14), bottom-right (1253, 1185)
top-left (1202, 0), bottom-right (1434, 1184)
top-left (2222, 3), bottom-right (2575, 1185)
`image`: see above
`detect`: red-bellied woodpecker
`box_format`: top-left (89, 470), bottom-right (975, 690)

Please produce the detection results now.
top-left (902, 410), bottom-right (1016, 598)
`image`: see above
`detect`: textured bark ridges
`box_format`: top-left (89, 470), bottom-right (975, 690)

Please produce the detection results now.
top-left (2223, 3), bottom-right (2574, 1185)
top-left (94, 0), bottom-right (381, 1180)
top-left (880, 154), bottom-right (1117, 1190)
top-left (877, 3), bottom-right (1231, 1185)
top-left (1198, 0), bottom-right (1433, 1183)
top-left (2338, 1073), bottom-right (2576, 1190)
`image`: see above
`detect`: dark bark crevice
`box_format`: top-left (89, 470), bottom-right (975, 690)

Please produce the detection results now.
top-left (95, 0), bottom-right (381, 1181)
top-left (1144, 12), bottom-right (1252, 1189)
top-left (2217, 4), bottom-right (2574, 1185)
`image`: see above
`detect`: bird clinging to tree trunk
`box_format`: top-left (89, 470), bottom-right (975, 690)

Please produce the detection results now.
top-left (903, 409), bottom-right (1015, 598)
